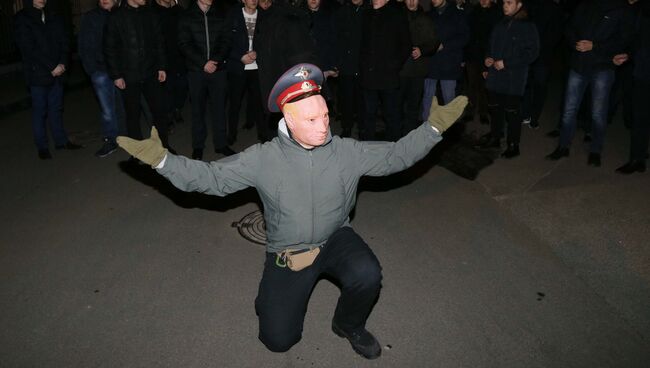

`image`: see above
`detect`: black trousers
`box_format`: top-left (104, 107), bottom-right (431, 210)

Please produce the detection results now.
top-left (338, 74), bottom-right (364, 135)
top-left (362, 88), bottom-right (401, 141)
top-left (398, 75), bottom-right (425, 136)
top-left (187, 70), bottom-right (228, 150)
top-left (228, 69), bottom-right (265, 142)
top-left (488, 92), bottom-right (522, 145)
top-left (466, 61), bottom-right (489, 118)
top-left (629, 79), bottom-right (650, 161)
top-left (255, 226), bottom-right (382, 352)
top-left (121, 75), bottom-right (170, 146)
top-left (521, 63), bottom-right (549, 125)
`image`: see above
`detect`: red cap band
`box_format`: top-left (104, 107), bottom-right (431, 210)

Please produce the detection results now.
top-left (276, 80), bottom-right (321, 111)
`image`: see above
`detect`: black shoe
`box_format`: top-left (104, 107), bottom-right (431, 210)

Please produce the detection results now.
top-left (528, 120), bottom-right (540, 130)
top-left (38, 149), bottom-right (52, 160)
top-left (95, 138), bottom-right (118, 158)
top-left (332, 322), bottom-right (381, 360)
top-left (192, 149), bottom-right (203, 160)
top-left (583, 133), bottom-right (592, 142)
top-left (616, 160), bottom-right (646, 174)
top-left (546, 146), bottom-right (569, 160)
top-left (546, 129), bottom-right (560, 138)
top-left (242, 122), bottom-right (254, 130)
top-left (215, 146), bottom-right (237, 156)
top-left (587, 152), bottom-right (601, 167)
top-left (227, 135), bottom-right (236, 146)
top-left (476, 136), bottom-right (501, 149)
top-left (55, 142), bottom-right (83, 150)
top-left (501, 144), bottom-right (520, 158)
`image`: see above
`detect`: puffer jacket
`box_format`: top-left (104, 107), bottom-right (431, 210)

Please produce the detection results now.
top-left (177, 1), bottom-right (231, 72)
top-left (13, 0), bottom-right (69, 86)
top-left (104, 2), bottom-right (166, 82)
top-left (157, 119), bottom-right (442, 253)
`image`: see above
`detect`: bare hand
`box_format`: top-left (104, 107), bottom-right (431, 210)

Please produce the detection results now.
top-left (411, 47), bottom-right (422, 60)
top-left (576, 40), bottom-right (593, 52)
top-left (485, 57), bottom-right (494, 67)
top-left (204, 61), bottom-right (217, 74)
top-left (158, 70), bottom-right (166, 82)
top-left (241, 52), bottom-right (256, 65)
top-left (494, 60), bottom-right (505, 70)
top-left (114, 78), bottom-right (126, 89)
top-left (51, 64), bottom-right (65, 77)
top-left (482, 71), bottom-right (488, 79)
top-left (324, 69), bottom-right (339, 78)
top-left (612, 53), bottom-right (629, 66)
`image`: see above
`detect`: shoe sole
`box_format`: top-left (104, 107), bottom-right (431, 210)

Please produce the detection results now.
top-left (332, 324), bottom-right (382, 360)
top-left (95, 148), bottom-right (117, 158)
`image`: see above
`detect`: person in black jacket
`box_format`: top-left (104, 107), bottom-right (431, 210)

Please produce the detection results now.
top-left (463, 0), bottom-right (501, 125)
top-left (79, 0), bottom-right (121, 158)
top-left (334, 0), bottom-right (364, 137)
top-left (13, 0), bottom-right (82, 159)
top-left (546, 0), bottom-right (627, 167)
top-left (480, 0), bottom-right (539, 158)
top-left (400, 0), bottom-right (439, 135)
top-left (226, 0), bottom-right (266, 144)
top-left (359, 0), bottom-right (411, 141)
top-left (178, 0), bottom-right (235, 160)
top-left (615, 0), bottom-right (650, 174)
top-left (104, 0), bottom-right (173, 154)
top-left (152, 0), bottom-right (188, 128)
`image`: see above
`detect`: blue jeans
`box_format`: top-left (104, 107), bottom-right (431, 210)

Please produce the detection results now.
top-left (30, 79), bottom-right (68, 150)
top-left (559, 69), bottom-right (615, 153)
top-left (91, 71), bottom-right (120, 140)
top-left (421, 78), bottom-right (457, 121)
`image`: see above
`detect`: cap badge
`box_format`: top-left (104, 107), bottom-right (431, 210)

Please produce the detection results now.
top-left (294, 66), bottom-right (310, 80)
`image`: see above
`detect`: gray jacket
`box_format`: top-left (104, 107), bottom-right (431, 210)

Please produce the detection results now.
top-left (157, 120), bottom-right (442, 253)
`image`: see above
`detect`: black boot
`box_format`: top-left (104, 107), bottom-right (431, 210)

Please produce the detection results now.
top-left (546, 146), bottom-right (569, 160)
top-left (587, 152), bottom-right (601, 167)
top-left (616, 160), bottom-right (646, 174)
top-left (332, 322), bottom-right (381, 360)
top-left (501, 143), bottom-right (520, 158)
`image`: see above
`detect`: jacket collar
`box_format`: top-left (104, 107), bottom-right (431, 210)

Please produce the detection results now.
top-left (277, 118), bottom-right (332, 152)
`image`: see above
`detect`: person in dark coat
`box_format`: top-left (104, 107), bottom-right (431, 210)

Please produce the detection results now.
top-left (464, 0), bottom-right (501, 125)
top-left (177, 0), bottom-right (235, 160)
top-left (13, 0), bottom-right (82, 159)
top-left (399, 0), bottom-right (439, 135)
top-left (254, 0), bottom-right (318, 138)
top-left (79, 0), bottom-right (122, 158)
top-left (421, 0), bottom-right (469, 118)
top-left (546, 0), bottom-right (627, 167)
top-left (615, 0), bottom-right (650, 174)
top-left (104, 0), bottom-right (173, 153)
top-left (334, 0), bottom-right (365, 137)
top-left (359, 0), bottom-right (411, 141)
top-left (520, 0), bottom-right (564, 129)
top-left (226, 0), bottom-right (266, 143)
top-left (481, 0), bottom-right (539, 158)
top-left (152, 0), bottom-right (188, 128)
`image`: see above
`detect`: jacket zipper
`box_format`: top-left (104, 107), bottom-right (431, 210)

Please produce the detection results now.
top-left (310, 151), bottom-right (314, 241)
top-left (203, 12), bottom-right (210, 61)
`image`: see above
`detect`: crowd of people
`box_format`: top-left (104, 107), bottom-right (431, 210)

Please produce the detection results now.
top-left (12, 0), bottom-right (650, 173)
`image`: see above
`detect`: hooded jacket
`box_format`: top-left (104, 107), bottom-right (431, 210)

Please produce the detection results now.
top-left (157, 118), bottom-right (442, 253)
top-left (13, 0), bottom-right (69, 86)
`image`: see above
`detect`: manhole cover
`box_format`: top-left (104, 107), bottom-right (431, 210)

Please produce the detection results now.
top-left (232, 210), bottom-right (266, 246)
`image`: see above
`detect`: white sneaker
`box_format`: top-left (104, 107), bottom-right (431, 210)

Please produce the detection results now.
top-left (521, 117), bottom-right (531, 125)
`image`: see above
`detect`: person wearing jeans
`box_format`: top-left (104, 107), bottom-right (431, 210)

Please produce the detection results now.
top-left (546, 0), bottom-right (627, 167)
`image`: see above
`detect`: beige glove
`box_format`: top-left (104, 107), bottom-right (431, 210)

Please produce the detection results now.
top-left (116, 127), bottom-right (168, 167)
top-left (427, 95), bottom-right (468, 133)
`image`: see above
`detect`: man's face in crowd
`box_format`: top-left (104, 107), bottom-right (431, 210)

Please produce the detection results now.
top-left (157, 0), bottom-right (173, 7)
top-left (283, 95), bottom-right (330, 150)
top-left (242, 0), bottom-right (258, 11)
top-left (502, 0), bottom-right (521, 16)
top-left (351, 0), bottom-right (363, 5)
top-left (405, 0), bottom-right (418, 11)
top-left (33, 0), bottom-right (47, 9)
top-left (99, 0), bottom-right (116, 10)
top-left (372, 0), bottom-right (388, 9)
top-left (307, 0), bottom-right (320, 10)
top-left (199, 0), bottom-right (213, 7)
top-left (479, 0), bottom-right (492, 7)
top-left (259, 0), bottom-right (272, 9)
top-left (431, 0), bottom-right (445, 8)
top-left (129, 0), bottom-right (147, 6)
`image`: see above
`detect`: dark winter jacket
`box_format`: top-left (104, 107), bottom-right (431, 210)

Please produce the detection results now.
top-left (485, 14), bottom-right (540, 96)
top-left (565, 0), bottom-right (627, 75)
top-left (426, 1), bottom-right (469, 80)
top-left (78, 6), bottom-right (110, 75)
top-left (151, 2), bottom-right (186, 74)
top-left (104, 2), bottom-right (166, 81)
top-left (632, 1), bottom-right (650, 81)
top-left (334, 1), bottom-right (364, 76)
top-left (401, 5), bottom-right (439, 78)
top-left (464, 3), bottom-right (501, 64)
top-left (526, 0), bottom-right (565, 67)
top-left (254, 2), bottom-right (317, 108)
top-left (226, 6), bottom-right (255, 74)
top-left (177, 1), bottom-right (231, 73)
top-left (13, 0), bottom-right (69, 86)
top-left (359, 1), bottom-right (411, 90)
